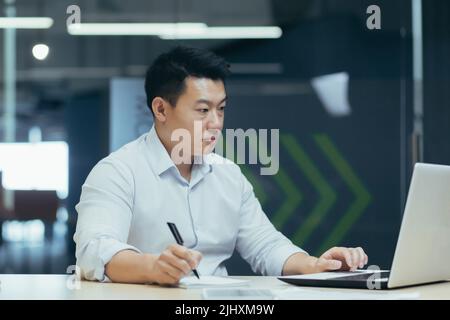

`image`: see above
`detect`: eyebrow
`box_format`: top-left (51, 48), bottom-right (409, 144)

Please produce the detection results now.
top-left (195, 96), bottom-right (227, 106)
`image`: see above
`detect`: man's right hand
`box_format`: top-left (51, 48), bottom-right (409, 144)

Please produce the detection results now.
top-left (147, 244), bottom-right (202, 285)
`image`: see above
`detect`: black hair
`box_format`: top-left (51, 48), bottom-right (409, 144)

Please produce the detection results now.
top-left (144, 46), bottom-right (231, 115)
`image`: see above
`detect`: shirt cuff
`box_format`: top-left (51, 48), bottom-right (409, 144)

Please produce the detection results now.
top-left (95, 238), bottom-right (142, 282)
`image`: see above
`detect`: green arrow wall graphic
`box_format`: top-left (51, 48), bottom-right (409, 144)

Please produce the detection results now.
top-left (314, 134), bottom-right (372, 255)
top-left (239, 164), bottom-right (268, 207)
top-left (219, 131), bottom-right (371, 256)
top-left (280, 134), bottom-right (337, 247)
top-left (221, 135), bottom-right (268, 207)
top-left (270, 167), bottom-right (303, 230)
top-left (246, 136), bottom-right (302, 230)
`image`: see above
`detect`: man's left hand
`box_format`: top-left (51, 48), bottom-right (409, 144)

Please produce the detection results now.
top-left (314, 246), bottom-right (368, 272)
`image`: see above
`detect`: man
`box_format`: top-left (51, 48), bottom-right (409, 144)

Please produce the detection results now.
top-left (74, 46), bottom-right (368, 284)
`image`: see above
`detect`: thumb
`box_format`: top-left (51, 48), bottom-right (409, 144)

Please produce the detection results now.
top-left (317, 258), bottom-right (342, 271)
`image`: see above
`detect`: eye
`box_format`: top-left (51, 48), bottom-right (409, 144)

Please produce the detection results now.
top-left (198, 108), bottom-right (209, 113)
top-left (218, 105), bottom-right (226, 111)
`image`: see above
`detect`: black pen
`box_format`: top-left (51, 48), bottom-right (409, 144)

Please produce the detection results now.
top-left (167, 222), bottom-right (200, 279)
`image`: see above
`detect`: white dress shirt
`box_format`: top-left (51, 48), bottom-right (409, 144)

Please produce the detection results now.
top-left (74, 125), bottom-right (307, 281)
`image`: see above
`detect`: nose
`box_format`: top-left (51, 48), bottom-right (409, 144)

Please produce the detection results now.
top-left (207, 109), bottom-right (223, 130)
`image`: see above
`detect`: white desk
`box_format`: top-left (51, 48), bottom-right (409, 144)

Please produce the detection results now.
top-left (0, 275), bottom-right (449, 300)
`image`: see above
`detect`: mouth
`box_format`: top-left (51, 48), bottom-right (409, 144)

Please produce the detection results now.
top-left (202, 136), bottom-right (217, 143)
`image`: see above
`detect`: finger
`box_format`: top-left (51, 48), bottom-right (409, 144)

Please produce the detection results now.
top-left (320, 247), bottom-right (335, 260)
top-left (154, 260), bottom-right (182, 285)
top-left (158, 260), bottom-right (185, 280)
top-left (169, 244), bottom-right (191, 260)
top-left (167, 252), bottom-right (193, 275)
top-left (180, 251), bottom-right (201, 270)
top-left (350, 248), bottom-right (360, 270)
top-left (170, 245), bottom-right (198, 267)
top-left (356, 247), bottom-right (366, 268)
top-left (365, 254), bottom-right (369, 265)
top-left (339, 248), bottom-right (353, 269)
top-left (355, 248), bottom-right (365, 268)
top-left (317, 258), bottom-right (342, 272)
top-left (159, 272), bottom-right (179, 285)
top-left (322, 247), bottom-right (352, 269)
top-left (169, 246), bottom-right (202, 270)
top-left (160, 251), bottom-right (191, 276)
top-left (189, 250), bottom-right (203, 266)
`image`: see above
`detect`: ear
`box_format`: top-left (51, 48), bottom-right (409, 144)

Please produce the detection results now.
top-left (151, 97), bottom-right (168, 122)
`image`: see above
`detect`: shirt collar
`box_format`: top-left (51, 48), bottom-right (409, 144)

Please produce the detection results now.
top-left (145, 125), bottom-right (212, 177)
top-left (145, 125), bottom-right (176, 176)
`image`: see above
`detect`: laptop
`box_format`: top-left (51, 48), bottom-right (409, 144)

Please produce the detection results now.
top-left (278, 163), bottom-right (450, 290)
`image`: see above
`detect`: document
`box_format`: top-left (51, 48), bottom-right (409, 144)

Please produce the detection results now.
top-left (178, 276), bottom-right (250, 289)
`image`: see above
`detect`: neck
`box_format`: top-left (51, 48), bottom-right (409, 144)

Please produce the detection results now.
top-left (155, 123), bottom-right (194, 181)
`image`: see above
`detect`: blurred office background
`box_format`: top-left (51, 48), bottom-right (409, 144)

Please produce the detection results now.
top-left (0, 0), bottom-right (449, 275)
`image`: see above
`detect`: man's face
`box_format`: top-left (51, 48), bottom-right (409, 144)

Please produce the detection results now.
top-left (164, 76), bottom-right (226, 157)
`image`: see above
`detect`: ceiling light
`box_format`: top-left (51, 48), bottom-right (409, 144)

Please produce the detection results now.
top-left (67, 23), bottom-right (282, 39)
top-left (32, 44), bottom-right (50, 60)
top-left (67, 23), bottom-right (207, 36)
top-left (0, 17), bottom-right (53, 29)
top-left (160, 26), bottom-right (283, 39)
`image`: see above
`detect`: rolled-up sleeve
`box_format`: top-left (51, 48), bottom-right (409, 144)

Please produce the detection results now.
top-left (235, 171), bottom-right (308, 276)
top-left (74, 157), bottom-right (141, 282)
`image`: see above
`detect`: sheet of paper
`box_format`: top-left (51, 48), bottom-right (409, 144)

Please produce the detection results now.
top-left (178, 276), bottom-right (250, 289)
top-left (279, 270), bottom-right (390, 280)
top-left (273, 288), bottom-right (420, 300)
